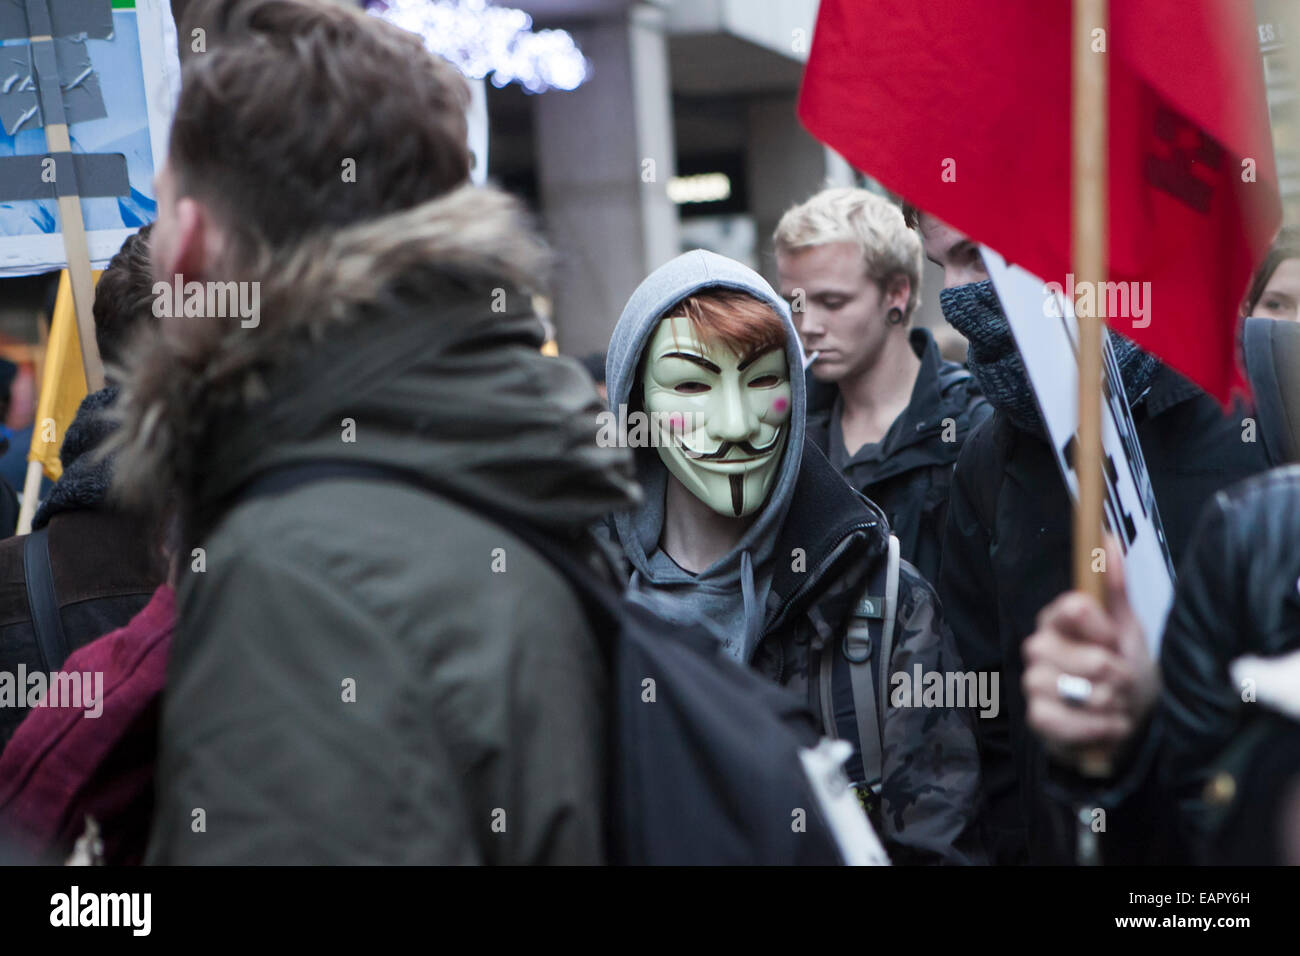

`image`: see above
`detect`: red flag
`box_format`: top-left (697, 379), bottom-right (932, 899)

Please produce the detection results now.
top-left (798, 0), bottom-right (1281, 402)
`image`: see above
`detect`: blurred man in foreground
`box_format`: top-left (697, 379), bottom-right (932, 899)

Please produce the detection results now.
top-left (112, 0), bottom-right (636, 863)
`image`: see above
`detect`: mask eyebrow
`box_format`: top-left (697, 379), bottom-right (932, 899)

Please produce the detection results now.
top-left (661, 351), bottom-right (721, 374)
top-left (737, 345), bottom-right (780, 371)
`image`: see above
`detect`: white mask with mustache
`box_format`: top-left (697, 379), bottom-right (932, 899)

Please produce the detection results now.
top-left (640, 314), bottom-right (792, 517)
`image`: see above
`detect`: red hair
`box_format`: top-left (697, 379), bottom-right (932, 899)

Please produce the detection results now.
top-left (661, 289), bottom-right (786, 359)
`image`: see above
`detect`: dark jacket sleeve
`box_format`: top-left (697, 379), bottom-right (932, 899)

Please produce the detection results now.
top-left (923, 385), bottom-right (992, 593)
top-left (880, 565), bottom-right (985, 865)
top-left (1154, 492), bottom-right (1248, 859)
top-left (937, 429), bottom-right (1025, 862)
top-left (1057, 491), bottom-right (1254, 865)
top-left (0, 478), bottom-right (16, 542)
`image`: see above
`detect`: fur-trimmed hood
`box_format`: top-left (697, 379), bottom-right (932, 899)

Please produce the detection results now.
top-left (108, 184), bottom-right (639, 540)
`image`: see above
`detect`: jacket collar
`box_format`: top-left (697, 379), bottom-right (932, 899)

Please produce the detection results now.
top-left (764, 440), bottom-right (888, 635)
top-left (33, 386), bottom-right (120, 530)
top-left (1135, 363), bottom-right (1204, 420)
top-left (992, 361), bottom-right (1207, 449)
top-left (807, 327), bottom-right (977, 476)
top-left (891, 327), bottom-right (950, 441)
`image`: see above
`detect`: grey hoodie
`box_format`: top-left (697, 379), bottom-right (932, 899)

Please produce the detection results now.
top-left (605, 250), bottom-right (806, 661)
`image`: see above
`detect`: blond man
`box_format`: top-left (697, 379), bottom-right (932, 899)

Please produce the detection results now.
top-left (774, 188), bottom-right (989, 586)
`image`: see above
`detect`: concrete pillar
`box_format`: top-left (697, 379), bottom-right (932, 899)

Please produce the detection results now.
top-left (745, 94), bottom-right (845, 283)
top-left (534, 3), bottom-right (679, 357)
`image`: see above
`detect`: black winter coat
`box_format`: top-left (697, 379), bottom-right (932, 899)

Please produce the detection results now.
top-left (938, 365), bottom-right (1272, 864)
top-left (0, 389), bottom-right (163, 751)
top-left (0, 431), bottom-right (21, 540)
top-left (1053, 465), bottom-right (1300, 865)
top-left (0, 510), bottom-right (162, 749)
top-left (807, 328), bottom-right (990, 588)
top-left (1156, 465), bottom-right (1300, 862)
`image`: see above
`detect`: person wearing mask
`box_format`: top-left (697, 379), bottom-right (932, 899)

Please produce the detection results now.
top-left (1242, 225), bottom-right (1300, 322)
top-left (904, 202), bottom-right (1272, 863)
top-left (603, 249), bottom-right (983, 864)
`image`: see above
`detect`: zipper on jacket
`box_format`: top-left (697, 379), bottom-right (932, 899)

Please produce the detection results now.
top-left (760, 519), bottom-right (877, 676)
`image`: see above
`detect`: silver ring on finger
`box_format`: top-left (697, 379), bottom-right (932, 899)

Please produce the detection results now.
top-left (1057, 673), bottom-right (1093, 708)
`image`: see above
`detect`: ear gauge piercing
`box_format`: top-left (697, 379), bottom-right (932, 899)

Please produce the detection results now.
top-left (887, 307), bottom-right (905, 325)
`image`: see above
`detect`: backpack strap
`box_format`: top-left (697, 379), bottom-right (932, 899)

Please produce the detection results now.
top-left (817, 634), bottom-right (837, 747)
top-left (878, 534), bottom-right (901, 732)
top-left (841, 533), bottom-right (901, 795)
top-left (24, 526), bottom-right (70, 672)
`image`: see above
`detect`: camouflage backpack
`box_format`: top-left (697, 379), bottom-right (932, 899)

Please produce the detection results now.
top-left (811, 533), bottom-right (901, 821)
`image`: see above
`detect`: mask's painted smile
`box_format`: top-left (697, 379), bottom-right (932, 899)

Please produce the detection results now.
top-left (679, 434), bottom-right (784, 462)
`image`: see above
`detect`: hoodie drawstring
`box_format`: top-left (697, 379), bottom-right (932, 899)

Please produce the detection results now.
top-left (740, 549), bottom-right (760, 660)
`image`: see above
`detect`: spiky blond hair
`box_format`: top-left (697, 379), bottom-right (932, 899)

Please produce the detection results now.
top-left (773, 187), bottom-right (922, 320)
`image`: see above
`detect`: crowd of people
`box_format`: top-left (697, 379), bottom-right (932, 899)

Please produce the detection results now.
top-left (0, 0), bottom-right (1297, 866)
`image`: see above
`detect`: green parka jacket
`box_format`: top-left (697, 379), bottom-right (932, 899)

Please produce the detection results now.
top-left (111, 186), bottom-right (639, 864)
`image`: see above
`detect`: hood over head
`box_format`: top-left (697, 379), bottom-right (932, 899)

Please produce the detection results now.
top-left (108, 184), bottom-right (639, 543)
top-left (34, 385), bottom-right (121, 530)
top-left (605, 249), bottom-right (806, 660)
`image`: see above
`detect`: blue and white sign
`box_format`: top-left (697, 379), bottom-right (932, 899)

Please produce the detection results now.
top-left (0, 0), bottom-right (179, 277)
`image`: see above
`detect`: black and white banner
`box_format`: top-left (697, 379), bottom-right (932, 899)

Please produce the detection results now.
top-left (983, 248), bottom-right (1175, 654)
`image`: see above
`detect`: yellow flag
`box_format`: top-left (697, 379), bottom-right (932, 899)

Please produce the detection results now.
top-left (29, 270), bottom-right (101, 481)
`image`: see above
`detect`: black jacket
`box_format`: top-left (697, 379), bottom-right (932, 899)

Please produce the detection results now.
top-left (0, 390), bottom-right (163, 751)
top-left (807, 328), bottom-right (990, 587)
top-left (1057, 465), bottom-right (1300, 865)
top-left (0, 434), bottom-right (20, 540)
top-left (938, 365), bottom-right (1272, 864)
top-left (751, 442), bottom-right (984, 865)
top-left (0, 514), bottom-right (161, 749)
top-left (1155, 465), bottom-right (1300, 862)
top-left (0, 481), bottom-right (16, 543)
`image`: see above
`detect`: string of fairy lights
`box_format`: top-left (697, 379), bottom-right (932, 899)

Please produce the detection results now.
top-left (367, 0), bottom-right (590, 94)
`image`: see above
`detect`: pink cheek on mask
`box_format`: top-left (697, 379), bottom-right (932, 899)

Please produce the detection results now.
top-left (772, 397), bottom-right (789, 416)
top-left (667, 413), bottom-right (685, 432)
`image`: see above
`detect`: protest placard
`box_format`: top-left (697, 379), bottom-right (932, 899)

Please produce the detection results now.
top-left (984, 247), bottom-right (1176, 653)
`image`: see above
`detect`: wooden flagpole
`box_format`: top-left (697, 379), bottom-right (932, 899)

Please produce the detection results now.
top-left (17, 402), bottom-right (45, 533)
top-left (46, 139), bottom-right (104, 393)
top-left (1072, 0), bottom-right (1110, 780)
